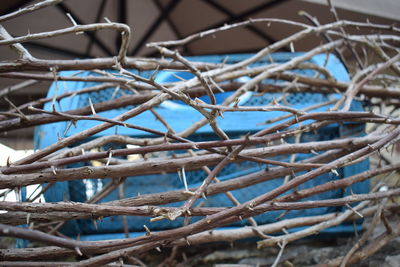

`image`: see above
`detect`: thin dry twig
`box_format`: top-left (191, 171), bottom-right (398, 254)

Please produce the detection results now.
top-left (0, 3), bottom-right (399, 266)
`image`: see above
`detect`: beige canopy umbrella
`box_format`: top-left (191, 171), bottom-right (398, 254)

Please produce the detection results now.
top-left (0, 0), bottom-right (398, 58)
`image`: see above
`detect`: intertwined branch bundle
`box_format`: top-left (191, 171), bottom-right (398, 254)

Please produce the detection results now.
top-left (0, 1), bottom-right (399, 266)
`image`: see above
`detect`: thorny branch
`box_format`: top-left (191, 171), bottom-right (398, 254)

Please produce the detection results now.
top-left (0, 1), bottom-right (399, 266)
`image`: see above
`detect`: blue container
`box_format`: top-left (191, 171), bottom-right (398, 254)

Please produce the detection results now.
top-left (35, 53), bottom-right (369, 240)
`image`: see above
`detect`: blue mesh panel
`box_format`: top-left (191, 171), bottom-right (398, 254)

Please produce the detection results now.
top-left (77, 87), bottom-right (137, 111)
